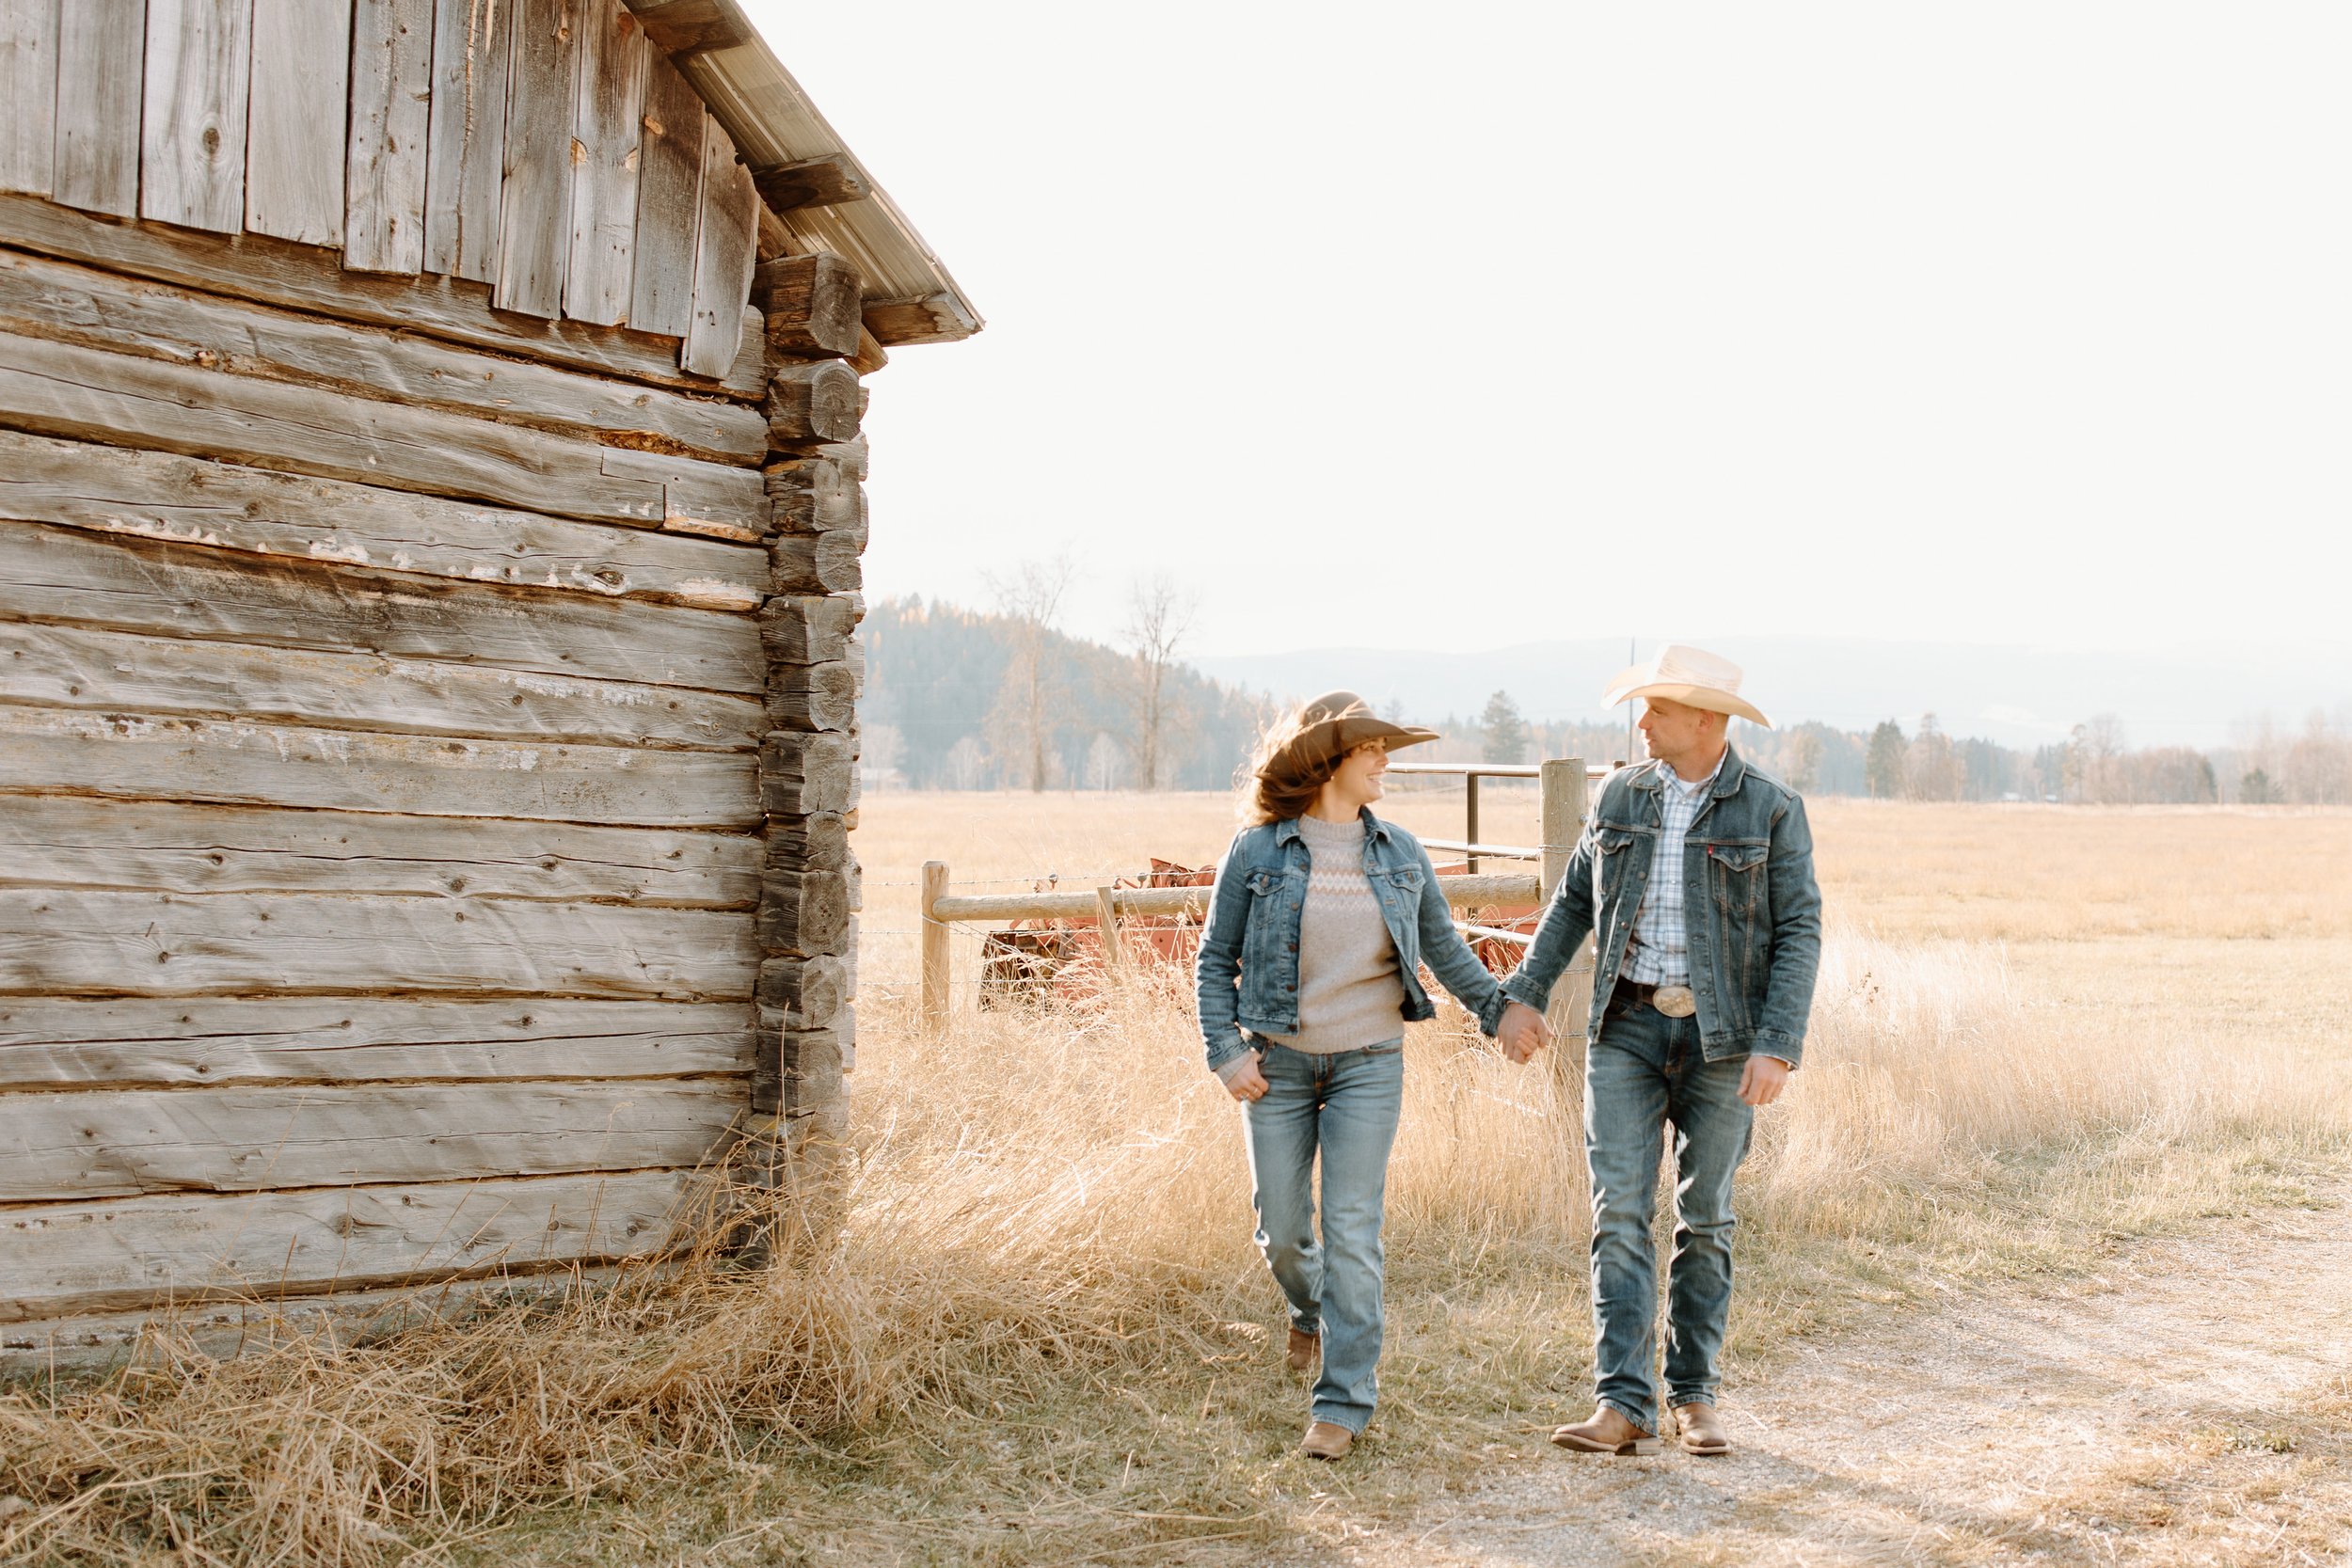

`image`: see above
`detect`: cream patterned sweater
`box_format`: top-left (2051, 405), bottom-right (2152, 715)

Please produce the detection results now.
top-left (1222, 815), bottom-right (1406, 1076)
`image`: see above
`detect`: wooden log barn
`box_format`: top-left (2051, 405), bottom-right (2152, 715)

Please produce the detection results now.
top-left (0, 0), bottom-right (978, 1366)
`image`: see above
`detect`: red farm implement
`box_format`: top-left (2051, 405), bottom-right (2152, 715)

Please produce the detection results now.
top-left (920, 758), bottom-right (1617, 1020)
top-left (976, 859), bottom-right (1215, 1006)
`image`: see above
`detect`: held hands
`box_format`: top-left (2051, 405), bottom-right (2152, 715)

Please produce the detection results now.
top-left (1497, 1001), bottom-right (1554, 1065)
top-left (1224, 1004), bottom-right (1569, 1092)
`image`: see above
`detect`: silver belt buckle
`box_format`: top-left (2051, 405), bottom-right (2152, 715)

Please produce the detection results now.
top-left (1651, 984), bottom-right (1697, 1019)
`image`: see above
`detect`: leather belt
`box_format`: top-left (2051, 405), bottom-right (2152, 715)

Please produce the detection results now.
top-left (1613, 976), bottom-right (1699, 1019)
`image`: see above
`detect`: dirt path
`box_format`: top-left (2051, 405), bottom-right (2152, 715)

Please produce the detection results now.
top-left (1298, 1196), bottom-right (2352, 1568)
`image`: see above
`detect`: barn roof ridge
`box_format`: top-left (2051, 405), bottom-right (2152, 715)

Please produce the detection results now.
top-left (628, 0), bottom-right (984, 348)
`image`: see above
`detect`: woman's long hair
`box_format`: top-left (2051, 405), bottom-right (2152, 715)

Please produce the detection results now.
top-left (1239, 705), bottom-right (1339, 826)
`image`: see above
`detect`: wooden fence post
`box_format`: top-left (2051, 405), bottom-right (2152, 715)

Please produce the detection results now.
top-left (1539, 757), bottom-right (1594, 1055)
top-left (920, 860), bottom-right (949, 1028)
top-left (1539, 758), bottom-right (1580, 899)
top-left (1095, 885), bottom-right (1122, 976)
top-left (1465, 771), bottom-right (1482, 875)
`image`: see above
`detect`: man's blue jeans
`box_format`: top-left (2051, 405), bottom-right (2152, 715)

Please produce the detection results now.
top-left (1241, 1037), bottom-right (1406, 1435)
top-left (1584, 997), bottom-right (1755, 1433)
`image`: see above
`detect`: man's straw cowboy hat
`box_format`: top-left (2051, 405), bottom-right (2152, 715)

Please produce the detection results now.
top-left (1258, 690), bottom-right (1438, 786)
top-left (1601, 644), bottom-right (1772, 728)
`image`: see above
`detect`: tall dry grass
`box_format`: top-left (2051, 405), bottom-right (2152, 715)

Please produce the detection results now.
top-left (8, 918), bottom-right (2345, 1565)
top-left (1754, 937), bottom-right (2344, 1239)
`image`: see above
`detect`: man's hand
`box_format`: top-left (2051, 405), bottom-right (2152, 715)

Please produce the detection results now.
top-left (1224, 1058), bottom-right (1270, 1102)
top-left (1498, 1001), bottom-right (1552, 1065)
top-left (1738, 1054), bottom-right (1791, 1107)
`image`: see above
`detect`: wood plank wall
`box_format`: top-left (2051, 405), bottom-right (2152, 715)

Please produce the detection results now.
top-left (0, 0), bottom-right (761, 380)
top-left (0, 20), bottom-right (878, 1363)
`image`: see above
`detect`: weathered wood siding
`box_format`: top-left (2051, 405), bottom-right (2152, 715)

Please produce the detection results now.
top-left (0, 0), bottom-right (761, 379)
top-left (0, 0), bottom-right (878, 1368)
top-left (0, 325), bottom-right (770, 1348)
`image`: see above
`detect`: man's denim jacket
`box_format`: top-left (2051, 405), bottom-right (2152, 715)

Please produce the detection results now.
top-left (1195, 809), bottom-right (1509, 1073)
top-left (1503, 745), bottom-right (1822, 1067)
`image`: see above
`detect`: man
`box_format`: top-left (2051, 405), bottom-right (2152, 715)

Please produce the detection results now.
top-left (1496, 644), bottom-right (1820, 1457)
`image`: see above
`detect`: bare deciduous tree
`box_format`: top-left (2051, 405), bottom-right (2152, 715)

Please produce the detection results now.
top-left (2067, 713), bottom-right (2129, 802)
top-left (1085, 732), bottom-right (1125, 790)
top-left (1123, 572), bottom-right (1199, 791)
top-left (1905, 713), bottom-right (1963, 801)
top-left (945, 735), bottom-right (988, 790)
top-left (1785, 729), bottom-right (1823, 792)
top-left (984, 556), bottom-right (1077, 792)
top-left (861, 722), bottom-right (905, 791)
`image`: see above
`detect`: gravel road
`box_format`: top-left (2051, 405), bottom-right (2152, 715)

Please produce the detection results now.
top-left (1286, 1193), bottom-right (2352, 1567)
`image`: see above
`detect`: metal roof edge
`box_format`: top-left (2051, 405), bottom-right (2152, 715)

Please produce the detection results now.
top-left (625, 0), bottom-right (983, 347)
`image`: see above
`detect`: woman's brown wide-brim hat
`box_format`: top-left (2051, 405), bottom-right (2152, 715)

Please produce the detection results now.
top-left (1257, 689), bottom-right (1439, 786)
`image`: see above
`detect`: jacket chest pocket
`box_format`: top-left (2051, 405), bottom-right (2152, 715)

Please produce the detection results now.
top-left (1241, 869), bottom-right (1293, 965)
top-left (1378, 867), bottom-right (1423, 956)
top-left (1703, 842), bottom-right (1769, 914)
top-left (1593, 828), bottom-right (1643, 898)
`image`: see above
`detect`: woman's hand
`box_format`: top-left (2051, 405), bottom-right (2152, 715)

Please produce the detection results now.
top-left (1225, 1059), bottom-right (1270, 1102)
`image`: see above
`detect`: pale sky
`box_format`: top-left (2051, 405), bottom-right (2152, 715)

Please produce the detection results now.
top-left (755, 3), bottom-right (2350, 661)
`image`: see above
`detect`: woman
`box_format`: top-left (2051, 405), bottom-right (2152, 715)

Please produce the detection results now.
top-left (1194, 690), bottom-right (1518, 1460)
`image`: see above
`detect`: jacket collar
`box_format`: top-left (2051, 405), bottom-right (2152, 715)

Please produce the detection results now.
top-left (1628, 743), bottom-right (1746, 800)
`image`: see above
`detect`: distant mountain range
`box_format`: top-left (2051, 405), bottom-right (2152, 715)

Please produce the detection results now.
top-left (1189, 637), bottom-right (2352, 750)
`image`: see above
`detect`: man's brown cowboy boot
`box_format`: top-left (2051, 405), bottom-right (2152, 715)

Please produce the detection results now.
top-left (1299, 1420), bottom-right (1354, 1460)
top-left (1549, 1405), bottom-right (1661, 1456)
top-left (1674, 1402), bottom-right (1730, 1455)
top-left (1285, 1327), bottom-right (1319, 1372)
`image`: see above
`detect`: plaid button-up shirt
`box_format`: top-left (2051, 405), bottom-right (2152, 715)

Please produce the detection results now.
top-left (1623, 753), bottom-right (1724, 986)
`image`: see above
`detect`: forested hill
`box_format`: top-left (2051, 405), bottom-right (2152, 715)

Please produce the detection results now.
top-left (860, 597), bottom-right (1276, 789)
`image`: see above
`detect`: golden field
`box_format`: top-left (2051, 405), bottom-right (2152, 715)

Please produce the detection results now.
top-left (6, 794), bottom-right (2349, 1567)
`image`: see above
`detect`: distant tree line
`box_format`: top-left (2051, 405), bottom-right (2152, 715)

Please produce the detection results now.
top-left (1399, 690), bottom-right (2352, 806)
top-left (1737, 711), bottom-right (2352, 805)
top-left (864, 605), bottom-right (2352, 807)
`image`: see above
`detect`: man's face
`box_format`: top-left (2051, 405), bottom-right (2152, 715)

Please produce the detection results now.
top-left (1637, 697), bottom-right (1724, 770)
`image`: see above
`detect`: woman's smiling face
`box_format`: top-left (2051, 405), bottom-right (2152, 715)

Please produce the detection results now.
top-left (1329, 738), bottom-right (1390, 807)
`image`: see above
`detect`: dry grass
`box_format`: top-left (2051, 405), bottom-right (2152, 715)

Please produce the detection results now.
top-left (5, 800), bottom-right (2349, 1565)
top-left (2027, 1371), bottom-right (2352, 1567)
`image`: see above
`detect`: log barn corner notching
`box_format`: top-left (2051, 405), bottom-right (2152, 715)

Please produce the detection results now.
top-left (0, 0), bottom-right (978, 1366)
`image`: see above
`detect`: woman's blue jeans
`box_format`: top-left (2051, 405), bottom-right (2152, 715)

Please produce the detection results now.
top-left (1241, 1037), bottom-right (1406, 1435)
top-left (1584, 999), bottom-right (1755, 1433)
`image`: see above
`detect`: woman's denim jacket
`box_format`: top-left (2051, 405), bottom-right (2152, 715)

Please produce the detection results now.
top-left (1502, 745), bottom-right (1822, 1066)
top-left (1194, 809), bottom-right (1508, 1073)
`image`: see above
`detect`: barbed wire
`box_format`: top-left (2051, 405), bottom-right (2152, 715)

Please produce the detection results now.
top-left (866, 844), bottom-right (1564, 892)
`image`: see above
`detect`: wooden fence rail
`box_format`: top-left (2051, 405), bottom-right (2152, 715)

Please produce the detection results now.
top-left (917, 757), bottom-right (1607, 1045)
top-left (924, 873), bottom-right (1544, 929)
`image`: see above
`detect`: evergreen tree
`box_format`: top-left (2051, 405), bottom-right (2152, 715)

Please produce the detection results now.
top-left (1479, 689), bottom-right (1532, 764)
top-left (1866, 721), bottom-right (1908, 800)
